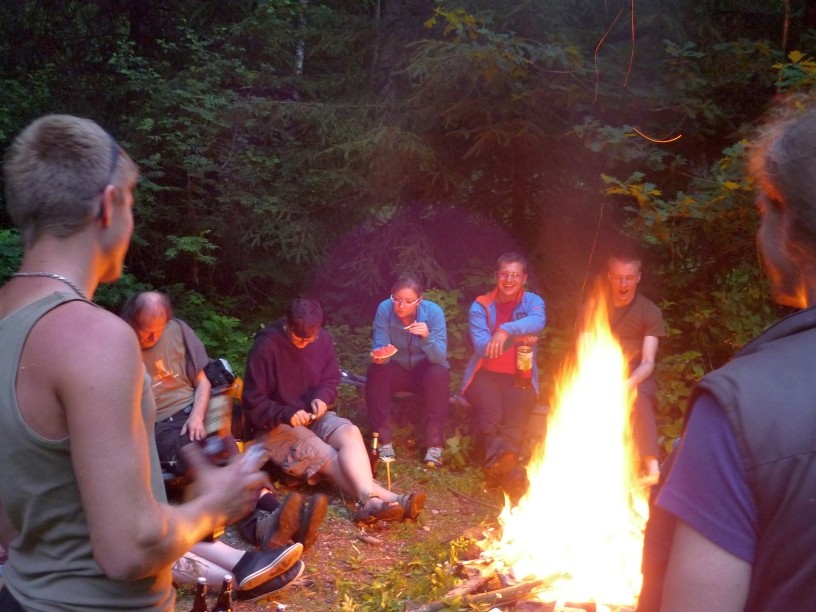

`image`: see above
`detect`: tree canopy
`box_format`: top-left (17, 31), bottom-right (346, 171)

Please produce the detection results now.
top-left (2, 0), bottom-right (816, 438)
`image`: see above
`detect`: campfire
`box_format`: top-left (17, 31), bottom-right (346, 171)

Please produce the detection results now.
top-left (463, 292), bottom-right (650, 610)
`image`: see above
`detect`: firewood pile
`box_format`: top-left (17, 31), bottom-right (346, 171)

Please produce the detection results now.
top-left (406, 527), bottom-right (636, 612)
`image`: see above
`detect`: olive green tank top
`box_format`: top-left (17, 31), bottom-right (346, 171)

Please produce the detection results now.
top-left (0, 292), bottom-right (174, 610)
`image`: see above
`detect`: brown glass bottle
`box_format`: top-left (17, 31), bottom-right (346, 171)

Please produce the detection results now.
top-left (211, 574), bottom-right (233, 612)
top-left (190, 576), bottom-right (208, 612)
top-left (368, 432), bottom-right (380, 476)
top-left (515, 344), bottom-right (533, 389)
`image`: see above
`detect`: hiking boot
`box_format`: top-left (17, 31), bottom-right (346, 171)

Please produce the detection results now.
top-left (261, 492), bottom-right (304, 549)
top-left (484, 450), bottom-right (518, 484)
top-left (398, 490), bottom-right (426, 520)
top-left (231, 543), bottom-right (303, 591)
top-left (236, 560), bottom-right (305, 602)
top-left (380, 443), bottom-right (396, 460)
top-left (294, 493), bottom-right (329, 552)
top-left (423, 446), bottom-right (443, 468)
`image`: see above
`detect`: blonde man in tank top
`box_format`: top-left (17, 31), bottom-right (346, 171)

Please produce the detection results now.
top-left (0, 115), bottom-right (269, 610)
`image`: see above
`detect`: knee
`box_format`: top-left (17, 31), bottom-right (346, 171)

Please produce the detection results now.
top-left (334, 422), bottom-right (364, 445)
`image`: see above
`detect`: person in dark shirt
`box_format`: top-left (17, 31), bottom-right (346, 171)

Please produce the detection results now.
top-left (605, 251), bottom-right (666, 485)
top-left (243, 298), bottom-right (425, 524)
top-left (658, 96), bottom-right (816, 610)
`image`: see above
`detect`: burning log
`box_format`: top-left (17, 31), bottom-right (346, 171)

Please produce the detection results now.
top-left (409, 566), bottom-right (568, 612)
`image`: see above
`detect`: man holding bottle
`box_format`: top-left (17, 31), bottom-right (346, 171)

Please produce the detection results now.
top-left (460, 252), bottom-right (546, 499)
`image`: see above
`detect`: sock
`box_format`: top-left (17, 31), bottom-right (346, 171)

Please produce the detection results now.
top-left (256, 492), bottom-right (279, 513)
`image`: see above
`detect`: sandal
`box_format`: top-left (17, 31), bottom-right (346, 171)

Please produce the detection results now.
top-left (398, 491), bottom-right (426, 520)
top-left (352, 493), bottom-right (404, 524)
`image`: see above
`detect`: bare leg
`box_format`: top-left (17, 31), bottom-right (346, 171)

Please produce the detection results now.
top-left (319, 423), bottom-right (399, 505)
top-left (173, 543), bottom-right (237, 586)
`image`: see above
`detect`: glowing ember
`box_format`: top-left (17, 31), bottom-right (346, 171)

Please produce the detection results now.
top-left (485, 290), bottom-right (649, 607)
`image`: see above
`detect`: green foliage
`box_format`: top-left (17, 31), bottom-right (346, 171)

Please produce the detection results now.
top-left (0, 229), bottom-right (22, 280)
top-left (169, 289), bottom-right (253, 373)
top-left (326, 322), bottom-right (375, 378)
top-left (2, 0), bottom-right (814, 459)
top-left (443, 427), bottom-right (474, 469)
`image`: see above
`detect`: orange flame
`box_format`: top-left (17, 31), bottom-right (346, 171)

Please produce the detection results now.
top-left (486, 289), bottom-right (649, 606)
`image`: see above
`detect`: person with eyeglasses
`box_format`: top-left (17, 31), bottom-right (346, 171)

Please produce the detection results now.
top-left (365, 276), bottom-right (450, 467)
top-left (460, 252), bottom-right (546, 501)
top-left (243, 298), bottom-right (425, 525)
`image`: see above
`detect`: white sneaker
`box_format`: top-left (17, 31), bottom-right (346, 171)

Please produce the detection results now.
top-left (424, 446), bottom-right (443, 468)
top-left (380, 443), bottom-right (396, 460)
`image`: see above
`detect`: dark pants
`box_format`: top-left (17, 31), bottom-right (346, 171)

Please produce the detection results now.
top-left (365, 360), bottom-right (450, 447)
top-left (465, 369), bottom-right (536, 464)
top-left (155, 409), bottom-right (195, 475)
top-left (155, 407), bottom-right (238, 476)
top-left (0, 587), bottom-right (26, 612)
top-left (637, 451), bottom-right (678, 612)
top-left (632, 376), bottom-right (660, 459)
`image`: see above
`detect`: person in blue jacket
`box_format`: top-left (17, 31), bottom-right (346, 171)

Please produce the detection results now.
top-left (461, 252), bottom-right (546, 496)
top-left (365, 276), bottom-right (450, 467)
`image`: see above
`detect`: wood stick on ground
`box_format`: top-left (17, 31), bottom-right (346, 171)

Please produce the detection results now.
top-left (465, 576), bottom-right (548, 607)
top-left (447, 487), bottom-right (503, 511)
top-left (356, 533), bottom-right (382, 546)
top-left (410, 576), bottom-right (548, 612)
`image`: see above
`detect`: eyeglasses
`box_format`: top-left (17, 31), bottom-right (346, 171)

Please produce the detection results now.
top-left (390, 295), bottom-right (421, 306)
top-left (499, 272), bottom-right (523, 280)
top-left (285, 325), bottom-right (318, 344)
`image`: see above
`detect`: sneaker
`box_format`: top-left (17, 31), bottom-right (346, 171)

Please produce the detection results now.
top-left (423, 446), bottom-right (443, 468)
top-left (261, 492), bottom-right (304, 549)
top-left (237, 559), bottom-right (305, 602)
top-left (294, 493), bottom-right (329, 552)
top-left (380, 443), bottom-right (396, 460)
top-left (231, 543), bottom-right (303, 591)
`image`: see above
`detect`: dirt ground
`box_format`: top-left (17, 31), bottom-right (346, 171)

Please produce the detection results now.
top-left (174, 458), bottom-right (504, 612)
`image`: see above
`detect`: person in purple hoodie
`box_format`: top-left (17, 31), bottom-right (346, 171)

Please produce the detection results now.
top-left (243, 298), bottom-right (425, 525)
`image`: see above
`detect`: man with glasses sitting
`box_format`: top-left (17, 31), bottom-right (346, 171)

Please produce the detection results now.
top-left (243, 298), bottom-right (426, 525)
top-left (460, 252), bottom-right (546, 500)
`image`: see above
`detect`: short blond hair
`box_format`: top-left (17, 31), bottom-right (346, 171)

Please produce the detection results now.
top-left (3, 114), bottom-right (138, 247)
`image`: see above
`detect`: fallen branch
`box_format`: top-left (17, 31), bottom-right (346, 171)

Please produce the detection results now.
top-left (447, 487), bottom-right (502, 512)
top-left (411, 575), bottom-right (557, 612)
top-left (411, 570), bottom-right (574, 612)
top-left (465, 577), bottom-right (548, 606)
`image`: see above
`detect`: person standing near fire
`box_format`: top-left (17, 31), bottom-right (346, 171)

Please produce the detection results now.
top-left (461, 252), bottom-right (546, 499)
top-left (658, 96), bottom-right (816, 610)
top-left (604, 248), bottom-right (665, 486)
top-left (0, 114), bottom-right (267, 610)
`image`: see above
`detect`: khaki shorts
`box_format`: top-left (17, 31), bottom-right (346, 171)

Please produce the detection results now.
top-left (260, 411), bottom-right (352, 484)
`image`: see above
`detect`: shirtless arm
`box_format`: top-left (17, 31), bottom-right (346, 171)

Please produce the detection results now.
top-left (661, 520), bottom-right (751, 611)
top-left (27, 303), bottom-right (266, 580)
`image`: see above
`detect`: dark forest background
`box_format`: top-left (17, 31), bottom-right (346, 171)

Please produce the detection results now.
top-left (3, 0), bottom-right (816, 447)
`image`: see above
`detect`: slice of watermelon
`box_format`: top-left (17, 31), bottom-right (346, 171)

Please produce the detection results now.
top-left (371, 344), bottom-right (398, 359)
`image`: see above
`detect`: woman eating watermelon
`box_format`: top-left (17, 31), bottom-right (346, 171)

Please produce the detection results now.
top-left (365, 276), bottom-right (451, 467)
